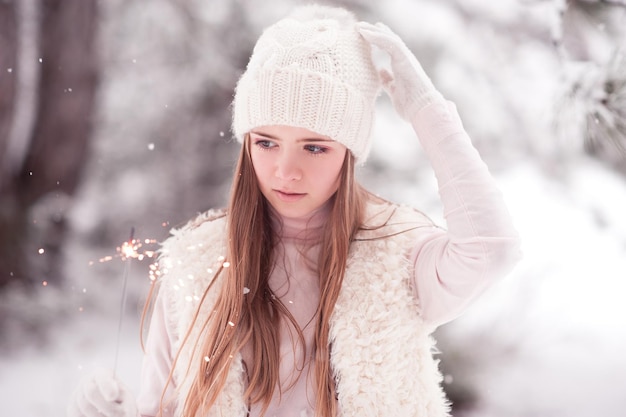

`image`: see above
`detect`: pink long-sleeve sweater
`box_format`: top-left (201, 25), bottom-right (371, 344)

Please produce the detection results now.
top-left (137, 101), bottom-right (521, 417)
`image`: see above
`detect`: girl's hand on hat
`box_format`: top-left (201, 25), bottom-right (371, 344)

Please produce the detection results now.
top-left (357, 21), bottom-right (444, 120)
top-left (67, 368), bottom-right (138, 417)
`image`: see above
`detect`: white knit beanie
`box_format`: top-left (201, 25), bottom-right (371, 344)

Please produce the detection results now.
top-left (232, 4), bottom-right (380, 162)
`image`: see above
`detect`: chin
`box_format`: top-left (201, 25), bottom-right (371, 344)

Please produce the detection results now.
top-left (272, 203), bottom-right (314, 219)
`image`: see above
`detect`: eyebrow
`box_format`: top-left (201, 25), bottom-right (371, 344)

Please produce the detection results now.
top-left (250, 131), bottom-right (335, 143)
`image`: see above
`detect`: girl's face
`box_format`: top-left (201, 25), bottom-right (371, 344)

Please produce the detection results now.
top-left (249, 125), bottom-right (348, 219)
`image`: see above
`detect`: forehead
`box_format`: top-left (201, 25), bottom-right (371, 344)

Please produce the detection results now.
top-left (251, 125), bottom-right (335, 142)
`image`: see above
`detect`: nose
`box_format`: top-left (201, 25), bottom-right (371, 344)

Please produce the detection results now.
top-left (275, 150), bottom-right (302, 181)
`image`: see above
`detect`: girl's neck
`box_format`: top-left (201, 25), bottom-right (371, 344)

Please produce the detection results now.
top-left (270, 202), bottom-right (331, 244)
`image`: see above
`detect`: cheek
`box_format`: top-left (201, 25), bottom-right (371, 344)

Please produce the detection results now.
top-left (317, 155), bottom-right (345, 190)
top-left (250, 151), bottom-right (269, 181)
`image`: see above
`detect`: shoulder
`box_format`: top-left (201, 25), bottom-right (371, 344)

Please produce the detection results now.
top-left (155, 209), bottom-right (229, 332)
top-left (159, 208), bottom-right (228, 259)
top-left (170, 207), bottom-right (228, 237)
top-left (157, 208), bottom-right (229, 292)
top-left (357, 195), bottom-right (437, 241)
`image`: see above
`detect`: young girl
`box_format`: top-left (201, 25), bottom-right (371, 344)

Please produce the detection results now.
top-left (68, 4), bottom-right (521, 417)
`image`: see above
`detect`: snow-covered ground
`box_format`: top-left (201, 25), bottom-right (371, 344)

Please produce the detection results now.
top-left (3, 156), bottom-right (626, 416)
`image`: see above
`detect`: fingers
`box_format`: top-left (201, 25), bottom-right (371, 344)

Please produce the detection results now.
top-left (92, 369), bottom-right (122, 403)
top-left (74, 390), bottom-right (109, 417)
top-left (357, 19), bottom-right (442, 118)
top-left (67, 369), bottom-right (136, 417)
top-left (356, 21), bottom-right (406, 58)
top-left (69, 377), bottom-right (109, 417)
top-left (356, 21), bottom-right (392, 52)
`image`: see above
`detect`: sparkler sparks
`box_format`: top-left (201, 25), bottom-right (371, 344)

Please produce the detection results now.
top-left (88, 236), bottom-right (157, 265)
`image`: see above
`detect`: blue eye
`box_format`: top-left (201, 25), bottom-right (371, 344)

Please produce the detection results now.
top-left (254, 139), bottom-right (275, 149)
top-left (305, 144), bottom-right (327, 154)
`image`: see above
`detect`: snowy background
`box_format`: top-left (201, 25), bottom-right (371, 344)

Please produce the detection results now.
top-left (2, 0), bottom-right (626, 416)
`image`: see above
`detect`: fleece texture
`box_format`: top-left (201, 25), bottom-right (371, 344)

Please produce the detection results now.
top-left (156, 200), bottom-right (450, 417)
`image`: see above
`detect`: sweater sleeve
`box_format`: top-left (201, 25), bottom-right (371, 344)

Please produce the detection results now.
top-left (136, 285), bottom-right (177, 417)
top-left (409, 100), bottom-right (522, 329)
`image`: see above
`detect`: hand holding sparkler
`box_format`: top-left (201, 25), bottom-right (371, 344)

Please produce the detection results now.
top-left (67, 368), bottom-right (138, 417)
top-left (70, 229), bottom-right (158, 417)
top-left (68, 228), bottom-right (154, 417)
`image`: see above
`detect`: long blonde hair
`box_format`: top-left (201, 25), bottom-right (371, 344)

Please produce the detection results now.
top-left (170, 134), bottom-right (366, 417)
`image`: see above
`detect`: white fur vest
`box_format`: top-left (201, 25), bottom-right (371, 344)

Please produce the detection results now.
top-left (157, 200), bottom-right (450, 417)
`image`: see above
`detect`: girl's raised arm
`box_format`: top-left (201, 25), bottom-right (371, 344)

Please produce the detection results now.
top-left (359, 22), bottom-right (522, 328)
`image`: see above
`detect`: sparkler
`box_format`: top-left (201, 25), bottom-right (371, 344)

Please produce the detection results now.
top-left (109, 227), bottom-right (158, 378)
top-left (87, 227), bottom-right (158, 377)
top-left (113, 227), bottom-right (134, 378)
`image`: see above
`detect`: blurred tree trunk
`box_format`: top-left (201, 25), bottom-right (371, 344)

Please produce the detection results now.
top-left (0, 0), bottom-right (98, 288)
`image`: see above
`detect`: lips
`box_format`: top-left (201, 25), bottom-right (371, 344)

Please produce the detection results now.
top-left (274, 189), bottom-right (306, 202)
